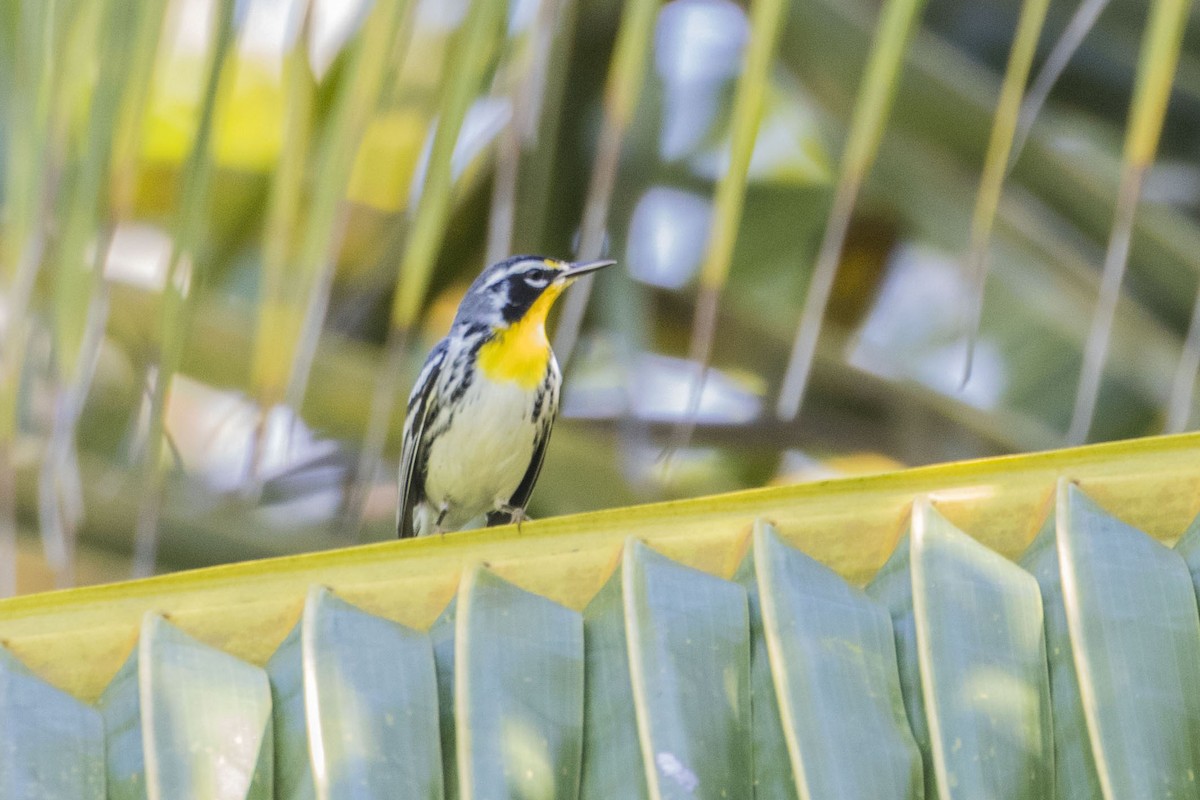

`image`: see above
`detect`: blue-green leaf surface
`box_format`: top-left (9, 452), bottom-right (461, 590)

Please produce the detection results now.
top-left (266, 621), bottom-right (312, 800)
top-left (456, 566), bottom-right (584, 800)
top-left (0, 644), bottom-right (104, 798)
top-left (99, 640), bottom-right (147, 800)
top-left (867, 533), bottom-right (933, 798)
top-left (733, 536), bottom-right (798, 800)
top-left (1020, 512), bottom-right (1103, 799)
top-left (1177, 508), bottom-right (1200, 588)
top-left (909, 501), bottom-right (1052, 799)
top-left (624, 539), bottom-right (751, 799)
top-left (267, 585), bottom-right (442, 800)
top-left (304, 586), bottom-right (441, 798)
top-left (580, 555), bottom-right (649, 799)
top-left (101, 612), bottom-right (273, 799)
top-left (870, 502), bottom-right (1054, 800)
top-left (1060, 482), bottom-right (1200, 799)
top-left (432, 596), bottom-right (459, 800)
top-left (747, 520), bottom-right (922, 799)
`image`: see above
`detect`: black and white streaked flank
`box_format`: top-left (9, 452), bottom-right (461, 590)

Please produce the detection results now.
top-left (397, 254), bottom-right (614, 538)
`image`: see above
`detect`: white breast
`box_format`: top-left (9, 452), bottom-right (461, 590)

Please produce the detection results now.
top-left (422, 376), bottom-right (541, 530)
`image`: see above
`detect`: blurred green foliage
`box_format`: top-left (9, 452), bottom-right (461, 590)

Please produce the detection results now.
top-left (1, 0), bottom-right (1199, 590)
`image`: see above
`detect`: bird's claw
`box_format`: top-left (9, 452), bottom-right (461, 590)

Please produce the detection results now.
top-left (499, 504), bottom-right (532, 533)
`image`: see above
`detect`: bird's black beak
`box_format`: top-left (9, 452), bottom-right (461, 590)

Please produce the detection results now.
top-left (560, 259), bottom-right (616, 280)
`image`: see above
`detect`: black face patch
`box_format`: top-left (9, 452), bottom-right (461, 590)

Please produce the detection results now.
top-left (455, 255), bottom-right (564, 329)
top-left (501, 274), bottom-right (546, 324)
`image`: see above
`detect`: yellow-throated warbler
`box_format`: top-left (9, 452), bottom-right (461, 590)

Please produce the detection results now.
top-left (397, 255), bottom-right (615, 538)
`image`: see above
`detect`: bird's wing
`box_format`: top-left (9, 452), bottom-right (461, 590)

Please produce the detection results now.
top-left (398, 340), bottom-right (448, 538)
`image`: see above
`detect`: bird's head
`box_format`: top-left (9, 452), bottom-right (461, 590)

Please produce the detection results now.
top-left (453, 255), bottom-right (616, 332)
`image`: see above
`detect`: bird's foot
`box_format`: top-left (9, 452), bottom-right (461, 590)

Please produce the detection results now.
top-left (497, 504), bottom-right (532, 533)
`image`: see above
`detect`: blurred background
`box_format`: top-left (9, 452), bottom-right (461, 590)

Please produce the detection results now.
top-left (1, 0), bottom-right (1198, 594)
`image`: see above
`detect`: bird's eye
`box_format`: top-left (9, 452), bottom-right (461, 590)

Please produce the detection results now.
top-left (525, 269), bottom-right (551, 287)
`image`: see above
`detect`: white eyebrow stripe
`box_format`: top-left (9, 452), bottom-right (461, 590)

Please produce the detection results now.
top-left (490, 260), bottom-right (556, 289)
top-left (489, 260), bottom-right (537, 283)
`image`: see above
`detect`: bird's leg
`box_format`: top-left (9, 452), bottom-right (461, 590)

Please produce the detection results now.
top-left (497, 504), bottom-right (532, 533)
top-left (434, 503), bottom-right (449, 537)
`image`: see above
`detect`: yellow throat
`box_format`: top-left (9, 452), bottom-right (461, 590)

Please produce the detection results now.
top-left (476, 283), bottom-right (564, 389)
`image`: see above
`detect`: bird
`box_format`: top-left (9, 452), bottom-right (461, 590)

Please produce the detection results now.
top-left (397, 254), bottom-right (615, 538)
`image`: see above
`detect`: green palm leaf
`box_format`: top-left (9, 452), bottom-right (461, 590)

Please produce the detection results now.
top-left (1, 435), bottom-right (1200, 795)
top-left (623, 539), bottom-right (751, 799)
top-left (1058, 481), bottom-right (1200, 798)
top-left (267, 585), bottom-right (442, 799)
top-left (100, 613), bottom-right (272, 799)
top-left (1020, 514), bottom-right (1104, 799)
top-left (741, 520), bottom-right (922, 799)
top-left (456, 566), bottom-right (583, 800)
top-left (0, 644), bottom-right (104, 798)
